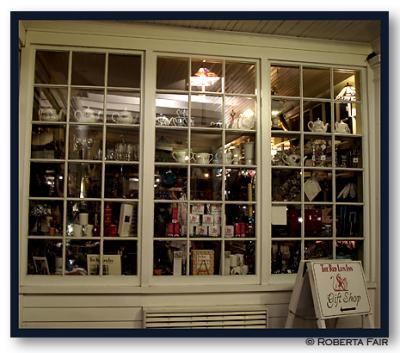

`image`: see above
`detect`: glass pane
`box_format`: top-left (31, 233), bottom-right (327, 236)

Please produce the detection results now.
top-left (66, 201), bottom-right (101, 237)
top-left (191, 131), bottom-right (222, 164)
top-left (67, 163), bottom-right (102, 198)
top-left (157, 57), bottom-right (189, 90)
top-left (225, 241), bottom-right (255, 275)
top-left (35, 50), bottom-right (69, 85)
top-left (71, 52), bottom-right (105, 86)
top-left (33, 87), bottom-right (68, 122)
top-left (189, 203), bottom-right (222, 238)
top-left (155, 93), bottom-right (189, 125)
top-left (191, 95), bottom-right (222, 128)
top-left (226, 61), bottom-right (256, 95)
top-left (31, 125), bottom-right (66, 159)
top-left (334, 69), bottom-right (360, 102)
top-left (303, 67), bottom-right (330, 99)
top-left (336, 240), bottom-right (363, 261)
top-left (271, 133), bottom-right (301, 167)
top-left (304, 136), bottom-right (333, 167)
top-left (304, 205), bottom-right (333, 237)
top-left (271, 205), bottom-right (301, 238)
top-left (336, 205), bottom-right (363, 237)
top-left (29, 162), bottom-right (64, 198)
top-left (154, 240), bottom-right (187, 276)
top-left (271, 99), bottom-right (301, 131)
top-left (65, 240), bottom-right (100, 275)
top-left (304, 101), bottom-right (332, 132)
top-left (304, 170), bottom-right (333, 202)
top-left (28, 239), bottom-right (63, 275)
top-left (304, 240), bottom-right (333, 260)
top-left (271, 169), bottom-right (301, 202)
top-left (104, 165), bottom-right (139, 199)
top-left (336, 171), bottom-right (363, 202)
top-left (334, 137), bottom-right (362, 168)
top-left (190, 167), bottom-right (222, 201)
top-left (154, 202), bottom-right (188, 238)
top-left (155, 129), bottom-right (188, 163)
top-left (271, 241), bottom-right (301, 274)
top-left (70, 88), bottom-right (104, 123)
top-left (106, 127), bottom-right (140, 162)
top-left (108, 54), bottom-right (141, 88)
top-left (334, 102), bottom-right (362, 135)
top-left (225, 133), bottom-right (256, 166)
top-left (28, 200), bottom-right (63, 236)
top-left (190, 242), bottom-right (221, 276)
top-left (225, 204), bottom-right (255, 238)
top-left (191, 59), bottom-right (222, 92)
top-left (271, 65), bottom-right (300, 97)
top-left (154, 167), bottom-right (188, 200)
top-left (225, 168), bottom-right (256, 202)
top-left (106, 90), bottom-right (140, 125)
top-left (69, 125), bottom-right (103, 160)
top-left (224, 97), bottom-right (256, 130)
top-left (103, 240), bottom-right (137, 275)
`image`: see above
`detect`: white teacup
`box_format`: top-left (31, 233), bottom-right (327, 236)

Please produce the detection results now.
top-left (195, 152), bottom-right (213, 164)
top-left (172, 149), bottom-right (193, 163)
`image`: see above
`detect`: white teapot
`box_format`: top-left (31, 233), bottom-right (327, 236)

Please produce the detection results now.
top-left (335, 120), bottom-right (350, 134)
top-left (308, 118), bottom-right (329, 133)
top-left (39, 108), bottom-right (63, 122)
top-left (74, 107), bottom-right (99, 123)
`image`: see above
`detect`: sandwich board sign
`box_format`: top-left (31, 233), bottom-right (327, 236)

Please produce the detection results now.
top-left (285, 260), bottom-right (373, 328)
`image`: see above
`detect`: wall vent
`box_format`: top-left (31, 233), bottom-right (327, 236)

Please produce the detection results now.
top-left (143, 305), bottom-right (268, 328)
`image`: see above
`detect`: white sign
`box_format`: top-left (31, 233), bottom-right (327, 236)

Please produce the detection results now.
top-left (310, 261), bottom-right (371, 319)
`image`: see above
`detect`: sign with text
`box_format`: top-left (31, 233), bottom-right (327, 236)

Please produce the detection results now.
top-left (310, 261), bottom-right (371, 319)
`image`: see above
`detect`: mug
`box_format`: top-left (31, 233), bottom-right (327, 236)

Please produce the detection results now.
top-left (224, 150), bottom-right (233, 164)
top-left (195, 153), bottom-right (213, 164)
top-left (73, 224), bottom-right (82, 237)
top-left (232, 147), bottom-right (241, 165)
top-left (172, 150), bottom-right (193, 163)
top-left (85, 224), bottom-right (94, 237)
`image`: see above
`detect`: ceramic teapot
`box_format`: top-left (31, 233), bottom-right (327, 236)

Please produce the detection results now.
top-left (170, 116), bottom-right (187, 127)
top-left (38, 108), bottom-right (63, 122)
top-left (113, 109), bottom-right (135, 124)
top-left (155, 115), bottom-right (170, 126)
top-left (308, 118), bottom-right (329, 133)
top-left (74, 107), bottom-right (99, 123)
top-left (335, 120), bottom-right (351, 134)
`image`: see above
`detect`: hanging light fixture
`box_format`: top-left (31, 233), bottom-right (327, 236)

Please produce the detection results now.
top-left (335, 82), bottom-right (356, 102)
top-left (190, 62), bottom-right (220, 89)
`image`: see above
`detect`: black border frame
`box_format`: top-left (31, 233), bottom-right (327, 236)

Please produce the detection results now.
top-left (10, 11), bottom-right (389, 338)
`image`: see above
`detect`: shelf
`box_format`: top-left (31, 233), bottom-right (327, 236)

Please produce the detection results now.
top-left (31, 121), bottom-right (67, 125)
top-left (104, 160), bottom-right (139, 165)
top-left (30, 158), bottom-right (66, 163)
top-left (28, 235), bottom-right (63, 239)
top-left (103, 237), bottom-right (137, 240)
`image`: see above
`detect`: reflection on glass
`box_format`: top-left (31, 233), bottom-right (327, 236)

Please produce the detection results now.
top-left (271, 205), bottom-right (301, 238)
top-left (154, 167), bottom-right (188, 200)
top-left (69, 126), bottom-right (103, 160)
top-left (106, 127), bottom-right (139, 161)
top-left (304, 101), bottom-right (331, 132)
top-left (225, 133), bottom-right (256, 166)
top-left (189, 203), bottom-right (222, 238)
top-left (272, 169), bottom-right (301, 202)
top-left (104, 240), bottom-right (137, 275)
top-left (33, 87), bottom-right (68, 122)
top-left (336, 171), bottom-right (363, 202)
top-left (271, 99), bottom-right (300, 131)
top-left (191, 95), bottom-right (222, 127)
top-left (191, 167), bottom-right (222, 201)
top-left (224, 96), bottom-right (256, 130)
top-left (67, 163), bottom-right (101, 198)
top-left (334, 69), bottom-right (360, 102)
top-left (271, 241), bottom-right (301, 274)
top-left (108, 54), bottom-right (141, 88)
top-left (225, 168), bottom-right (256, 202)
top-left (191, 59), bottom-right (222, 92)
top-left (303, 67), bottom-right (330, 99)
top-left (104, 165), bottom-right (139, 199)
top-left (106, 91), bottom-right (140, 124)
top-left (154, 202), bottom-right (187, 238)
top-left (71, 52), bottom-right (105, 86)
top-left (29, 200), bottom-right (63, 236)
top-left (271, 134), bottom-right (301, 166)
top-left (304, 136), bottom-right (333, 167)
top-left (304, 170), bottom-right (332, 202)
top-left (192, 131), bottom-right (222, 164)
top-left (157, 57), bottom-right (189, 91)
top-left (155, 129), bottom-right (188, 163)
top-left (190, 241), bottom-right (220, 275)
top-left (154, 240), bottom-right (187, 276)
top-left (31, 125), bottom-right (65, 159)
top-left (70, 88), bottom-right (104, 123)
top-left (225, 204), bottom-right (255, 238)
top-left (304, 205), bottom-right (333, 237)
top-left (35, 50), bottom-right (69, 85)
top-left (335, 137), bottom-right (362, 168)
top-left (102, 202), bottom-right (138, 238)
top-left (334, 102), bottom-right (362, 135)
top-left (66, 201), bottom-right (101, 237)
top-left (28, 239), bottom-right (63, 275)
top-left (336, 205), bottom-right (363, 237)
top-left (65, 240), bottom-right (100, 275)
top-left (30, 162), bottom-right (64, 198)
top-left (226, 61), bottom-right (256, 95)
top-left (304, 240), bottom-right (332, 260)
top-left (155, 93), bottom-right (189, 126)
top-left (336, 240), bottom-right (363, 261)
top-left (271, 65), bottom-right (300, 97)
top-left (225, 241), bottom-right (255, 275)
